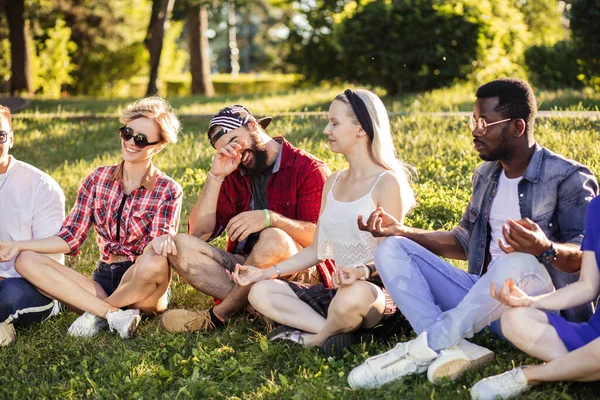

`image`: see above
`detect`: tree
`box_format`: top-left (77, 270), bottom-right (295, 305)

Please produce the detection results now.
top-left (145, 0), bottom-right (176, 96)
top-left (570, 0), bottom-right (600, 80)
top-left (6, 0), bottom-right (32, 95)
top-left (187, 1), bottom-right (214, 96)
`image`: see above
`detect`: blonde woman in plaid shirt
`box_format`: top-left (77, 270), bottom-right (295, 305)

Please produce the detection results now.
top-left (0, 97), bottom-right (183, 339)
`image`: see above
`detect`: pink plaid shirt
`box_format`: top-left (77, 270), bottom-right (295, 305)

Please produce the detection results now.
top-left (58, 162), bottom-right (182, 261)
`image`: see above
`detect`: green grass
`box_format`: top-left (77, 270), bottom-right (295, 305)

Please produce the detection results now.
top-left (3, 94), bottom-right (600, 398)
top-left (18, 83), bottom-right (600, 115)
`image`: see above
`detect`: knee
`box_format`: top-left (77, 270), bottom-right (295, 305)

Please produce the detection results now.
top-left (134, 253), bottom-right (169, 283)
top-left (374, 236), bottom-right (414, 263)
top-left (331, 283), bottom-right (376, 316)
top-left (168, 233), bottom-right (201, 271)
top-left (248, 280), bottom-right (277, 312)
top-left (500, 307), bottom-right (530, 340)
top-left (252, 228), bottom-right (298, 264)
top-left (14, 250), bottom-right (42, 276)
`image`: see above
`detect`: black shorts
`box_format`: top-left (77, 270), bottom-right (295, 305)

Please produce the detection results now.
top-left (92, 261), bottom-right (134, 297)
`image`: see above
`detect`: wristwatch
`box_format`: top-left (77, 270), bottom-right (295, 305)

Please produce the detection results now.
top-left (536, 243), bottom-right (557, 266)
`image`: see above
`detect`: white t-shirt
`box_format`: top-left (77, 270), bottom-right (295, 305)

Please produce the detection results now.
top-left (0, 156), bottom-right (65, 278)
top-left (489, 170), bottom-right (522, 261)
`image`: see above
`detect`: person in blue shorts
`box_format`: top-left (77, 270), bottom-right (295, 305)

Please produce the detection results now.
top-left (471, 194), bottom-right (600, 399)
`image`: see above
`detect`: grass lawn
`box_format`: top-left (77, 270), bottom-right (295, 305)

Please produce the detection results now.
top-left (2, 88), bottom-right (600, 398)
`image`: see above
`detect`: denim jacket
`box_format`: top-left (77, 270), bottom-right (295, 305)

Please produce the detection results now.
top-left (452, 144), bottom-right (598, 321)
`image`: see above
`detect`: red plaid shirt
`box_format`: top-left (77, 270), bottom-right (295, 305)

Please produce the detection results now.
top-left (210, 137), bottom-right (336, 287)
top-left (58, 162), bottom-right (182, 261)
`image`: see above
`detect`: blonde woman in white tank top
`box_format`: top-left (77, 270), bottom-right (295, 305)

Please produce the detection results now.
top-left (232, 89), bottom-right (415, 348)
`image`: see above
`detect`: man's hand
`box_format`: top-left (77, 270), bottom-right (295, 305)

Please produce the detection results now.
top-left (226, 210), bottom-right (269, 242)
top-left (499, 218), bottom-right (552, 256)
top-left (358, 207), bottom-right (403, 237)
top-left (230, 264), bottom-right (267, 286)
top-left (490, 278), bottom-right (535, 308)
top-left (151, 234), bottom-right (177, 257)
top-left (209, 140), bottom-right (247, 180)
top-left (0, 241), bottom-right (22, 262)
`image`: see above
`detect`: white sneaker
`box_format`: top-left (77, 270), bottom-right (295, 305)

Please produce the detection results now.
top-left (470, 367), bottom-right (530, 400)
top-left (348, 331), bottom-right (438, 389)
top-left (67, 312), bottom-right (107, 338)
top-left (106, 309), bottom-right (141, 339)
top-left (0, 322), bottom-right (16, 346)
top-left (427, 339), bottom-right (495, 384)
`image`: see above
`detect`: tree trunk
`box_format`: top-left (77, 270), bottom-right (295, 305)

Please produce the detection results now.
top-left (188, 3), bottom-right (214, 96)
top-left (228, 0), bottom-right (240, 77)
top-left (145, 0), bottom-right (176, 96)
top-left (7, 0), bottom-right (32, 95)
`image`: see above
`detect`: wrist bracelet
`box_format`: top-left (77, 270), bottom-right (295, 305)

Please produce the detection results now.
top-left (273, 264), bottom-right (282, 279)
top-left (208, 171), bottom-right (224, 183)
top-left (356, 264), bottom-right (370, 280)
top-left (264, 209), bottom-right (270, 228)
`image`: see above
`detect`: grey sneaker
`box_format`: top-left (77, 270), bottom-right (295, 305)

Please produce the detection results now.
top-left (68, 312), bottom-right (107, 338)
top-left (106, 309), bottom-right (141, 339)
top-left (0, 322), bottom-right (16, 346)
top-left (470, 367), bottom-right (531, 400)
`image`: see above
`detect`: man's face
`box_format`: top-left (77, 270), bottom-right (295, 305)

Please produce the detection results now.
top-left (471, 97), bottom-right (512, 162)
top-left (213, 125), bottom-right (269, 175)
top-left (0, 115), bottom-right (13, 168)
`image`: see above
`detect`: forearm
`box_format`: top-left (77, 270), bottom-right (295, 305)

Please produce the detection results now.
top-left (399, 227), bottom-right (467, 260)
top-left (261, 244), bottom-right (321, 279)
top-left (188, 176), bottom-right (222, 239)
top-left (18, 236), bottom-right (71, 254)
top-left (270, 212), bottom-right (316, 248)
top-left (550, 242), bottom-right (583, 273)
top-left (533, 280), bottom-right (597, 311)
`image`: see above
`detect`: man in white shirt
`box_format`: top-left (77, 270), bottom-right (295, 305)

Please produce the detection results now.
top-left (0, 105), bottom-right (65, 346)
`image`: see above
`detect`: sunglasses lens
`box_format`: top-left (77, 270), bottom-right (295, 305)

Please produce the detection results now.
top-left (133, 134), bottom-right (149, 148)
top-left (0, 132), bottom-right (6, 144)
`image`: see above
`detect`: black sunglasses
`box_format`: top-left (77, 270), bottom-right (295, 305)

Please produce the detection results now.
top-left (0, 130), bottom-right (9, 144)
top-left (119, 126), bottom-right (161, 149)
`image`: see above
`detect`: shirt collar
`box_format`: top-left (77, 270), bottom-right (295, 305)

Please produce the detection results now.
top-left (109, 160), bottom-right (158, 191)
top-left (522, 143), bottom-right (543, 183)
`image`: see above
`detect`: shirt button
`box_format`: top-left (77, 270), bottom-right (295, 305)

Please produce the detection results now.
top-left (549, 223), bottom-right (553, 227)
top-left (519, 193), bottom-right (524, 198)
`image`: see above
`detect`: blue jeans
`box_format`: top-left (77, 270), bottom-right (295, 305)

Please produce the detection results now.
top-left (0, 278), bottom-right (58, 326)
top-left (374, 237), bottom-right (555, 351)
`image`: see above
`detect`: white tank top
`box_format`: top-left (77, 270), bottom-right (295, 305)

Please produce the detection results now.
top-left (317, 170), bottom-right (389, 268)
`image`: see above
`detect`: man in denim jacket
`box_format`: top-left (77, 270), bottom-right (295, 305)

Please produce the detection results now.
top-left (347, 78), bottom-right (598, 390)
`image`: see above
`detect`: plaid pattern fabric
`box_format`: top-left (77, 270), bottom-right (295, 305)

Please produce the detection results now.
top-left (58, 163), bottom-right (182, 261)
top-left (210, 137), bottom-right (337, 288)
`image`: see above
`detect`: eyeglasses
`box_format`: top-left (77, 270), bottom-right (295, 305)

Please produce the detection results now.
top-left (469, 117), bottom-right (512, 134)
top-left (119, 126), bottom-right (161, 149)
top-left (0, 131), bottom-right (10, 144)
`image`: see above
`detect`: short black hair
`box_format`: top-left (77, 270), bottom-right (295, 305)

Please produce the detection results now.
top-left (476, 78), bottom-right (537, 137)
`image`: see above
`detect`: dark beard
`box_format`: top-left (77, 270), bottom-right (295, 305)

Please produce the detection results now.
top-left (478, 126), bottom-right (512, 162)
top-left (241, 144), bottom-right (270, 176)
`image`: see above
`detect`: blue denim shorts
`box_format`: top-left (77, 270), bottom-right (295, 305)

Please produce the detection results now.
top-left (92, 261), bottom-right (134, 297)
top-left (92, 260), bottom-right (171, 304)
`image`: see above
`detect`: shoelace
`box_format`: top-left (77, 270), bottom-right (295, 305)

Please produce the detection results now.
top-left (185, 313), bottom-right (215, 331)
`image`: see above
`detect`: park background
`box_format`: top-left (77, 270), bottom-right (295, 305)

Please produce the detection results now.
top-left (1, 0), bottom-right (599, 398)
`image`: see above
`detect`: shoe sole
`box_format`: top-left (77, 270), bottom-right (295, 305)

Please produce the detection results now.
top-left (120, 315), bottom-right (142, 339)
top-left (429, 352), bottom-right (495, 384)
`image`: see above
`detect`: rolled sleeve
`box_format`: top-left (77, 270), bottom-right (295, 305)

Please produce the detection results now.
top-left (57, 171), bottom-right (96, 256)
top-left (557, 165), bottom-right (599, 245)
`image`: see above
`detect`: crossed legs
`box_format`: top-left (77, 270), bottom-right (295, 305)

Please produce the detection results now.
top-left (248, 279), bottom-right (386, 347)
top-left (167, 228), bottom-right (302, 322)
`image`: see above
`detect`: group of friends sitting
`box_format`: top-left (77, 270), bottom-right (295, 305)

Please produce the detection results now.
top-left (0, 78), bottom-right (599, 399)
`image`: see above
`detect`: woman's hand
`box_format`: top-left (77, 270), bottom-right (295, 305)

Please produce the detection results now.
top-left (151, 234), bottom-right (177, 257)
top-left (332, 266), bottom-right (366, 288)
top-left (231, 264), bottom-right (267, 286)
top-left (490, 278), bottom-right (535, 308)
top-left (358, 207), bottom-right (403, 237)
top-left (0, 241), bottom-right (22, 262)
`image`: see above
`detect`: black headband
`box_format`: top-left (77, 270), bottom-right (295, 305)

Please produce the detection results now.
top-left (344, 89), bottom-right (374, 140)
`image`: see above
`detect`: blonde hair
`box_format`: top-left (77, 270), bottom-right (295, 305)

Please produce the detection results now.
top-left (335, 89), bottom-right (416, 211)
top-left (120, 96), bottom-right (180, 144)
top-left (0, 105), bottom-right (12, 131)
